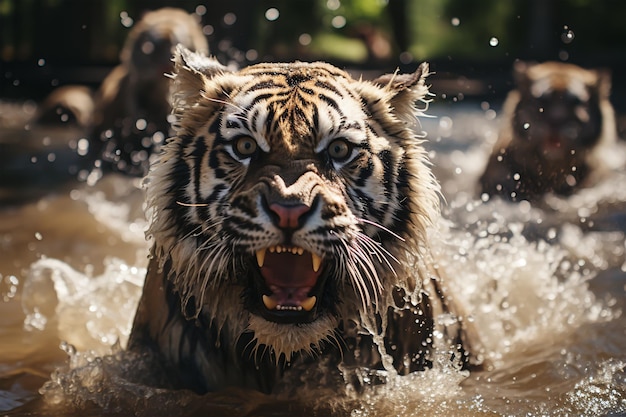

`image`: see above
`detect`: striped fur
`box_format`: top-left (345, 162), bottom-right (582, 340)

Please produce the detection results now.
top-left (129, 46), bottom-right (480, 393)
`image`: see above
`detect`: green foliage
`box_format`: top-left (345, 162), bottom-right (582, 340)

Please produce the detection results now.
top-left (407, 0), bottom-right (517, 60)
top-left (1, 0), bottom-right (626, 65)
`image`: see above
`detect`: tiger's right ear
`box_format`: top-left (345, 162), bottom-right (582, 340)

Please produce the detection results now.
top-left (512, 60), bottom-right (535, 96)
top-left (169, 46), bottom-right (236, 134)
top-left (170, 45), bottom-right (232, 109)
top-left (174, 44), bottom-right (230, 79)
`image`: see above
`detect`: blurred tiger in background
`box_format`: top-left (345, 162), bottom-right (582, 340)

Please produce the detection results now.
top-left (479, 61), bottom-right (618, 202)
top-left (33, 85), bottom-right (94, 128)
top-left (89, 7), bottom-right (209, 176)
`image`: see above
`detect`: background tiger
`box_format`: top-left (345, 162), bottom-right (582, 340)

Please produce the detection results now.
top-left (88, 8), bottom-right (208, 176)
top-left (479, 61), bottom-right (618, 202)
top-left (33, 85), bottom-right (94, 128)
top-left (128, 46), bottom-right (484, 394)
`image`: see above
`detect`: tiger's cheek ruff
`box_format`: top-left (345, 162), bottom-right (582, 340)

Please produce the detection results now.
top-left (143, 46), bottom-right (440, 363)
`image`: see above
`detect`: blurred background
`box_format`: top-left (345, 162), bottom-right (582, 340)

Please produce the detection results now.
top-left (1, 3), bottom-right (626, 415)
top-left (1, 0), bottom-right (626, 113)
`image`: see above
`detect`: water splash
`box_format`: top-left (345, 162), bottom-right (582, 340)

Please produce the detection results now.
top-left (22, 258), bottom-right (145, 352)
top-left (435, 197), bottom-right (619, 362)
top-left (9, 104), bottom-right (626, 416)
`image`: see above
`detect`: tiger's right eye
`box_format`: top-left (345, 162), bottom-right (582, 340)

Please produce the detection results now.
top-left (233, 136), bottom-right (258, 158)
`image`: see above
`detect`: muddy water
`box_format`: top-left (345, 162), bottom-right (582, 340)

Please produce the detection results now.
top-left (1, 102), bottom-right (625, 416)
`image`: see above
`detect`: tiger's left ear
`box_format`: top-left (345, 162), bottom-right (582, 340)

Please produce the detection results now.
top-left (370, 62), bottom-right (430, 95)
top-left (361, 63), bottom-right (430, 122)
top-left (592, 67), bottom-right (612, 100)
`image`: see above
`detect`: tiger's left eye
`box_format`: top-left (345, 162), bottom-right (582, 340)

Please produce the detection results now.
top-left (327, 138), bottom-right (351, 161)
top-left (234, 136), bottom-right (258, 158)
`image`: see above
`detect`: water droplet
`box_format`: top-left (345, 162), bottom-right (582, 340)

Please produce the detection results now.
top-left (119, 11), bottom-right (134, 28)
top-left (141, 41), bottom-right (154, 55)
top-left (451, 17), bottom-right (460, 26)
top-left (439, 116), bottom-right (453, 130)
top-left (152, 131), bottom-right (165, 145)
top-left (135, 118), bottom-right (147, 131)
top-left (245, 49), bottom-right (258, 61)
top-left (399, 51), bottom-right (413, 64)
top-left (223, 12), bottom-right (237, 26)
top-left (77, 138), bottom-right (90, 156)
top-left (299, 33), bottom-right (312, 46)
top-left (265, 8), bottom-right (279, 21)
top-left (485, 109), bottom-right (497, 120)
top-left (331, 15), bottom-right (346, 29)
top-left (327, 0), bottom-right (340, 11)
top-left (37, 59), bottom-right (46, 67)
top-left (203, 25), bottom-right (214, 36)
top-left (561, 28), bottom-right (575, 44)
top-left (195, 5), bottom-right (207, 16)
top-left (489, 37), bottom-right (499, 47)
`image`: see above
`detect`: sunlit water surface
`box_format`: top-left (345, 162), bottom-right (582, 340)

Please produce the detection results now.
top-left (1, 102), bottom-right (625, 416)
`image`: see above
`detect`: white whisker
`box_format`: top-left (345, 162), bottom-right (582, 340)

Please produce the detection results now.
top-left (356, 232), bottom-right (399, 277)
top-left (176, 201), bottom-right (209, 207)
top-left (338, 239), bottom-right (370, 311)
top-left (357, 217), bottom-right (405, 242)
top-left (205, 96), bottom-right (247, 114)
top-left (348, 243), bottom-right (383, 306)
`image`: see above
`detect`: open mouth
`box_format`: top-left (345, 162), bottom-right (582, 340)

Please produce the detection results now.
top-left (253, 245), bottom-right (325, 323)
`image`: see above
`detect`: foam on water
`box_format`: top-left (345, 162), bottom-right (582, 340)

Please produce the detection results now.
top-left (22, 258), bottom-right (145, 352)
top-left (434, 211), bottom-right (617, 365)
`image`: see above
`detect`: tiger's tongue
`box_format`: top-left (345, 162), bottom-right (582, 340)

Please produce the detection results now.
top-left (260, 252), bottom-right (320, 305)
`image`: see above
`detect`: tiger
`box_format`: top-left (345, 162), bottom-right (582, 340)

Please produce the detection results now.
top-left (88, 7), bottom-right (209, 176)
top-left (479, 61), bottom-right (618, 202)
top-left (127, 46), bottom-right (484, 394)
top-left (34, 85), bottom-right (94, 128)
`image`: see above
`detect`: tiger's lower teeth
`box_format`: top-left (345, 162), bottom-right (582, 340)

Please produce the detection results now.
top-left (277, 305), bottom-right (302, 311)
top-left (262, 295), bottom-right (317, 312)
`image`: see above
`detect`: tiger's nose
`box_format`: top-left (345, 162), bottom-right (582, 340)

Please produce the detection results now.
top-left (268, 203), bottom-right (311, 230)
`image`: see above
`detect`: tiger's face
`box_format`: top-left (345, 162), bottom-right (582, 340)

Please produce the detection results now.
top-left (512, 61), bottom-right (610, 160)
top-left (147, 47), bottom-right (438, 359)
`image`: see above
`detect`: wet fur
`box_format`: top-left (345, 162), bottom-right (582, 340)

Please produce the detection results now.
top-left (129, 47), bottom-right (482, 394)
top-left (480, 61), bottom-right (617, 201)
